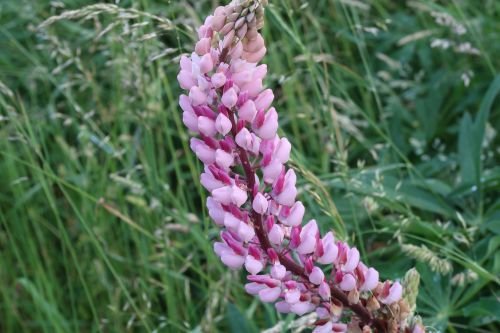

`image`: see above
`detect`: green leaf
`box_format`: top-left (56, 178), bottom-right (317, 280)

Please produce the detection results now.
top-left (458, 75), bottom-right (500, 186)
top-left (462, 297), bottom-right (500, 326)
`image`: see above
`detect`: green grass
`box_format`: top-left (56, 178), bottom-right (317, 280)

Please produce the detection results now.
top-left (0, 0), bottom-right (499, 332)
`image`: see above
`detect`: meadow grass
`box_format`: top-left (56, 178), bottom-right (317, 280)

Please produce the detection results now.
top-left (0, 0), bottom-right (499, 332)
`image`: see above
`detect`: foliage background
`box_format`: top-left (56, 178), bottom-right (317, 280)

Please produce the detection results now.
top-left (0, 0), bottom-right (499, 332)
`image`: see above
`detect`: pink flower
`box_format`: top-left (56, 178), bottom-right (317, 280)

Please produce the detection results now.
top-left (253, 107), bottom-right (278, 139)
top-left (245, 255), bottom-right (264, 275)
top-left (254, 89), bottom-right (274, 111)
top-left (317, 232), bottom-right (338, 264)
top-left (195, 37), bottom-right (211, 55)
top-left (259, 287), bottom-right (281, 302)
top-left (190, 138), bottom-right (215, 164)
top-left (189, 86), bottom-right (207, 106)
top-left (212, 72), bottom-right (227, 88)
top-left (215, 113), bottom-right (232, 135)
top-left (237, 221), bottom-right (255, 242)
top-left (309, 266), bottom-right (324, 285)
top-left (238, 100), bottom-right (257, 121)
top-left (252, 192), bottom-right (268, 214)
top-left (280, 201), bottom-right (305, 227)
top-left (339, 273), bottom-right (356, 291)
top-left (379, 281), bottom-right (403, 304)
top-left (296, 220), bottom-right (318, 254)
top-left (222, 88), bottom-right (238, 108)
top-left (341, 247), bottom-right (360, 272)
top-left (359, 265), bottom-right (379, 292)
top-left (199, 53), bottom-right (214, 73)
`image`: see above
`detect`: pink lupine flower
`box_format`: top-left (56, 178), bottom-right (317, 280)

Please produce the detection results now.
top-left (252, 192), bottom-right (268, 214)
top-left (177, 1), bottom-right (420, 332)
top-left (379, 281), bottom-right (403, 305)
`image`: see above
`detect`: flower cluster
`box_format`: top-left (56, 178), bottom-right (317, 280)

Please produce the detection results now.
top-left (177, 1), bottom-right (422, 332)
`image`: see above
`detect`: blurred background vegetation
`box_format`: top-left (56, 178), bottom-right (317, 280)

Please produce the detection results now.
top-left (0, 0), bottom-right (499, 332)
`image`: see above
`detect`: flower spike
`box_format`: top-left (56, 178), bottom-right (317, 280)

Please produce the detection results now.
top-left (178, 1), bottom-right (422, 332)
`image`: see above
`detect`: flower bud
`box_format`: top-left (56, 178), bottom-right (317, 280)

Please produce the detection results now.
top-left (252, 192), bottom-right (268, 214)
top-left (195, 38), bottom-right (211, 55)
top-left (197, 116), bottom-right (217, 136)
top-left (189, 86), bottom-right (207, 106)
top-left (281, 201), bottom-right (304, 227)
top-left (177, 70), bottom-right (196, 89)
top-left (238, 221), bottom-right (255, 242)
top-left (212, 72), bottom-right (227, 88)
top-left (238, 100), bottom-right (257, 122)
top-left (222, 87), bottom-right (238, 108)
top-left (215, 113), bottom-right (232, 135)
top-left (199, 53), bottom-right (214, 73)
top-left (309, 267), bottom-right (324, 285)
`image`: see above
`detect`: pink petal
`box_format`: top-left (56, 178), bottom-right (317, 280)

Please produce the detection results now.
top-left (268, 224), bottom-right (284, 245)
top-left (318, 282), bottom-right (331, 300)
top-left (231, 185), bottom-right (248, 207)
top-left (222, 88), bottom-right (238, 108)
top-left (177, 70), bottom-right (196, 89)
top-left (197, 116), bottom-right (217, 136)
top-left (318, 242), bottom-right (338, 265)
top-left (223, 213), bottom-right (241, 230)
top-left (245, 255), bottom-right (264, 275)
top-left (290, 301), bottom-right (314, 316)
top-left (180, 56), bottom-right (191, 72)
top-left (275, 301), bottom-right (291, 313)
top-left (200, 171), bottom-right (224, 191)
top-left (210, 14), bottom-right (226, 31)
top-left (190, 138), bottom-right (215, 164)
top-left (182, 110), bottom-right (198, 132)
top-left (360, 268), bottom-right (379, 291)
top-left (252, 192), bottom-right (269, 214)
top-left (220, 252), bottom-right (245, 269)
top-left (215, 113), bottom-right (232, 135)
top-left (281, 201), bottom-right (304, 227)
top-left (296, 235), bottom-right (315, 254)
top-left (271, 263), bottom-right (286, 280)
top-left (258, 287), bottom-right (281, 303)
top-left (211, 186), bottom-right (232, 205)
top-left (189, 86), bottom-right (207, 106)
top-left (339, 273), bottom-right (356, 291)
top-left (235, 128), bottom-right (252, 150)
top-left (262, 159), bottom-right (282, 184)
top-left (199, 53), bottom-right (213, 74)
top-left (275, 138), bottom-right (291, 163)
top-left (195, 37), bottom-right (211, 55)
top-left (284, 288), bottom-right (300, 304)
top-left (342, 247), bottom-right (360, 272)
top-left (379, 282), bottom-right (403, 304)
top-left (215, 149), bottom-right (233, 170)
top-left (254, 89), bottom-right (274, 111)
top-left (237, 221), bottom-right (255, 242)
top-left (309, 267), bottom-right (324, 285)
top-left (274, 184), bottom-right (297, 206)
top-left (238, 100), bottom-right (257, 122)
top-left (316, 306), bottom-right (330, 319)
top-left (255, 107), bottom-right (278, 140)
top-left (207, 197), bottom-right (225, 226)
top-left (245, 282), bottom-right (266, 295)
top-left (211, 72), bottom-right (226, 88)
